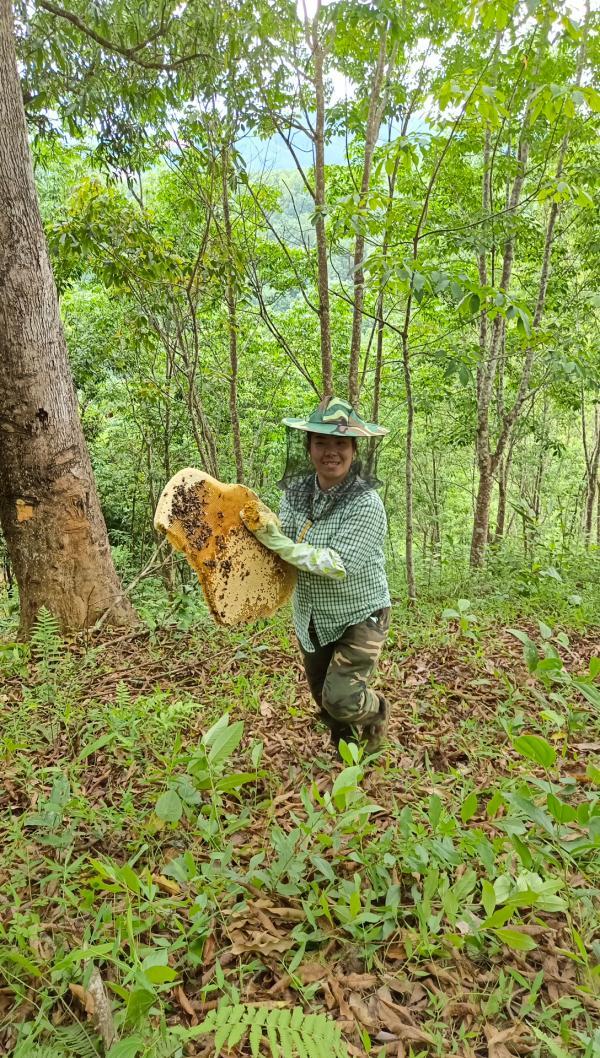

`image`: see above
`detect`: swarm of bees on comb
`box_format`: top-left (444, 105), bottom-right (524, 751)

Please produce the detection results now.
top-left (154, 469), bottom-right (296, 626)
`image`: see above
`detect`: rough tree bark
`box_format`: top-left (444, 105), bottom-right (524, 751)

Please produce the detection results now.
top-left (0, 0), bottom-right (136, 632)
top-left (493, 440), bottom-right (515, 544)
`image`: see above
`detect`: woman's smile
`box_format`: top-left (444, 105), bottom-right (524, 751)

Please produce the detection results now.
top-left (309, 435), bottom-right (355, 489)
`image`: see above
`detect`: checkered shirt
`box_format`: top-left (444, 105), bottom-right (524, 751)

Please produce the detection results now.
top-left (279, 476), bottom-right (390, 653)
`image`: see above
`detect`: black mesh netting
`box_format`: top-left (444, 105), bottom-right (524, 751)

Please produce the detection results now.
top-left (277, 428), bottom-right (384, 520)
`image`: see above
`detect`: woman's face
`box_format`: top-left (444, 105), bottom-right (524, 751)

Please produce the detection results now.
top-left (309, 434), bottom-right (355, 489)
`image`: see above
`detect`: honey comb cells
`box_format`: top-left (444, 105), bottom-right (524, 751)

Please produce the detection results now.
top-left (154, 469), bottom-right (296, 626)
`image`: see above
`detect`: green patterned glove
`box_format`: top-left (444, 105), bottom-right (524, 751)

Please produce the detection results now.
top-left (240, 505), bottom-right (346, 580)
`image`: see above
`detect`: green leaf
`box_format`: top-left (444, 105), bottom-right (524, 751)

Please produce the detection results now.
top-left (511, 834), bottom-right (534, 868)
top-left (494, 928), bottom-right (537, 952)
top-left (484, 905), bottom-right (517, 928)
top-left (486, 790), bottom-right (504, 818)
top-left (125, 987), bottom-right (155, 1027)
top-left (78, 732), bottom-right (118, 760)
top-left (562, 15), bottom-right (582, 41)
top-left (331, 766), bottom-right (362, 800)
top-left (481, 879), bottom-right (496, 918)
top-left (107, 1037), bottom-right (145, 1058)
top-left (155, 789), bottom-right (183, 823)
top-left (512, 733), bottom-right (556, 768)
top-left (524, 642), bottom-right (540, 672)
top-left (546, 793), bottom-right (577, 824)
top-left (144, 964), bottom-right (178, 984)
top-left (573, 680), bottom-right (600, 709)
top-left (216, 771), bottom-right (257, 792)
top-left (461, 792), bottom-right (478, 823)
top-left (207, 720), bottom-right (244, 765)
top-left (428, 794), bottom-right (442, 829)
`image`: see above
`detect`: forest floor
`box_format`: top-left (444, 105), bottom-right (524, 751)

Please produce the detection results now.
top-left (1, 589), bottom-right (599, 1058)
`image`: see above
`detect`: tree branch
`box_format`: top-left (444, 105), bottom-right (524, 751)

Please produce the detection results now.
top-left (37, 0), bottom-right (211, 70)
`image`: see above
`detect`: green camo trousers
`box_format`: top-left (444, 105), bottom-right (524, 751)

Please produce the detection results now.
top-left (299, 608), bottom-right (390, 726)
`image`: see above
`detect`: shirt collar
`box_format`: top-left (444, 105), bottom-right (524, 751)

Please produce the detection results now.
top-left (313, 474), bottom-right (347, 501)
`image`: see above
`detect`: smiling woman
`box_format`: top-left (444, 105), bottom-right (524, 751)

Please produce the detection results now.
top-left (307, 434), bottom-right (356, 490)
top-left (241, 396), bottom-right (391, 754)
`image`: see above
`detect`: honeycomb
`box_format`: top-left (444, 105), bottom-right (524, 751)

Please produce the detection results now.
top-left (154, 469), bottom-right (296, 626)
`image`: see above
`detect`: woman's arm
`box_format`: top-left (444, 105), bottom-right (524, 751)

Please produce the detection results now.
top-left (240, 499), bottom-right (346, 580)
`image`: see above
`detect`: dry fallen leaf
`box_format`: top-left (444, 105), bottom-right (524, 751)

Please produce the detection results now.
top-left (381, 1023), bottom-right (434, 1045)
top-left (348, 991), bottom-right (380, 1031)
top-left (327, 974), bottom-right (353, 1020)
top-left (175, 986), bottom-right (195, 1018)
top-left (484, 1021), bottom-right (529, 1058)
top-left (152, 874), bottom-right (180, 895)
top-left (268, 906), bottom-right (305, 922)
top-left (408, 982), bottom-right (428, 1007)
top-left (69, 983), bottom-right (95, 1017)
top-left (381, 973), bottom-right (411, 996)
top-left (375, 999), bottom-right (409, 1036)
top-left (376, 988), bottom-right (417, 1031)
top-left (298, 961), bottom-right (329, 984)
top-left (229, 931), bottom-right (295, 956)
top-left (343, 972), bottom-right (379, 990)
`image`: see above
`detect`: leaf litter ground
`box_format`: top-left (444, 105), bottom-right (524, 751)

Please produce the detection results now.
top-left (1, 610), bottom-right (599, 1057)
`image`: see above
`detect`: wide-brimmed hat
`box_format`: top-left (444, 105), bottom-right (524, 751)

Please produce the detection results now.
top-left (282, 396), bottom-right (388, 438)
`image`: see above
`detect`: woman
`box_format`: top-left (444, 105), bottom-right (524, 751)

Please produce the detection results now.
top-left (242, 396), bottom-right (391, 752)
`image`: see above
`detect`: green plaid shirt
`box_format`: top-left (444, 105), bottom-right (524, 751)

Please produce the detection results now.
top-left (280, 477), bottom-right (390, 653)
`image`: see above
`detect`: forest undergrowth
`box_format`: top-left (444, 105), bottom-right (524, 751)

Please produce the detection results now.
top-left (1, 562), bottom-right (599, 1058)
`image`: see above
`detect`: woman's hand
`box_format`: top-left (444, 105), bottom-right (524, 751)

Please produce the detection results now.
top-left (241, 501), bottom-right (346, 580)
top-left (239, 499), bottom-right (280, 533)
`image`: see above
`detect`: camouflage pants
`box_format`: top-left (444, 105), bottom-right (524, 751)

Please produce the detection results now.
top-left (300, 608), bottom-right (390, 726)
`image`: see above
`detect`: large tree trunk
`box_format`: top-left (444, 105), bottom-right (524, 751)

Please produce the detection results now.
top-left (493, 441), bottom-right (514, 545)
top-left (0, 0), bottom-right (135, 632)
top-left (471, 457), bottom-right (494, 567)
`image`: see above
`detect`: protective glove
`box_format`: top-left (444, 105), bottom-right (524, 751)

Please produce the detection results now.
top-left (239, 497), bottom-right (280, 533)
top-left (240, 502), bottom-right (346, 580)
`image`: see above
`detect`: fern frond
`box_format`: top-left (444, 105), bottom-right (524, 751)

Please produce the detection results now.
top-left (196, 1002), bottom-right (350, 1058)
top-left (115, 680), bottom-right (132, 708)
top-left (13, 1047), bottom-right (66, 1058)
top-left (12, 1027), bottom-right (98, 1058)
top-left (30, 607), bottom-right (62, 667)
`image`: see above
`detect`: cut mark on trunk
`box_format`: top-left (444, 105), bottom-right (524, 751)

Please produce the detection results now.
top-left (35, 407), bottom-right (49, 429)
top-left (16, 499), bottom-right (35, 522)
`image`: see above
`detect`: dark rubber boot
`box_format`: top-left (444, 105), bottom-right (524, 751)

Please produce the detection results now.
top-left (318, 709), bottom-right (353, 751)
top-left (363, 693), bottom-right (389, 753)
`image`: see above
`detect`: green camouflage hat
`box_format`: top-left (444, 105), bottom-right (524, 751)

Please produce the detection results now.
top-left (283, 396), bottom-right (388, 438)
